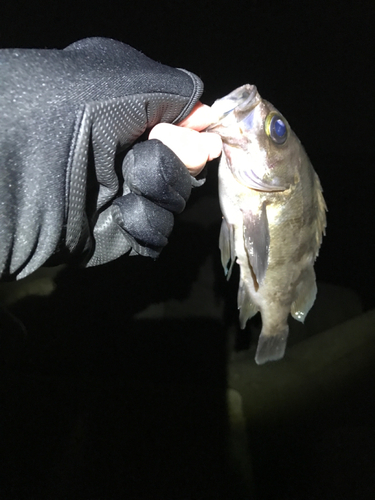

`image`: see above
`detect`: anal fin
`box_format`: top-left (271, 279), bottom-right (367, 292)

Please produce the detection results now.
top-left (291, 267), bottom-right (317, 323)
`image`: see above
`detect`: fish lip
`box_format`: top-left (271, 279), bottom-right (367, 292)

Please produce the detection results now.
top-left (233, 84), bottom-right (260, 114)
top-left (206, 84), bottom-right (261, 132)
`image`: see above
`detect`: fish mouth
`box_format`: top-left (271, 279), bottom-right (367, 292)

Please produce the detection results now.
top-left (231, 85), bottom-right (260, 114)
top-left (207, 84), bottom-right (261, 131)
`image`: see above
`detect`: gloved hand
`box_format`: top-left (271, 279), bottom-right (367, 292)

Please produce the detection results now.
top-left (0, 37), bottom-right (211, 280)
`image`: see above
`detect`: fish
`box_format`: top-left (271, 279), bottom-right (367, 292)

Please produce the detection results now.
top-left (207, 85), bottom-right (326, 365)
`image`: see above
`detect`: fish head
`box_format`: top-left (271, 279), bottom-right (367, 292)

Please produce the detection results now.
top-left (208, 84), bottom-right (302, 192)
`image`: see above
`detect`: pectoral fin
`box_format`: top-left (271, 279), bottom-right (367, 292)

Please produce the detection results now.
top-left (243, 202), bottom-right (270, 286)
top-left (219, 218), bottom-right (236, 280)
top-left (291, 267), bottom-right (317, 323)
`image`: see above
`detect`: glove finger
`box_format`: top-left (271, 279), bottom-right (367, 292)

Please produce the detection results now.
top-left (113, 193), bottom-right (174, 254)
top-left (122, 139), bottom-right (192, 214)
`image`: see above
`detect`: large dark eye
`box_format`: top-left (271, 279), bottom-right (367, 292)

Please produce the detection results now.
top-left (265, 112), bottom-right (287, 144)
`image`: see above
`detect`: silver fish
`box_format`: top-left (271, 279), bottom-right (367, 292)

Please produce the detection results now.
top-left (208, 85), bottom-right (327, 365)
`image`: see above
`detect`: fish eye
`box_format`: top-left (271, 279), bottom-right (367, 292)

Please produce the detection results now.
top-left (265, 112), bottom-right (287, 144)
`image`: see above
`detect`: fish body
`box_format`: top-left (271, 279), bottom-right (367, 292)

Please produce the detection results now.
top-left (208, 85), bottom-right (326, 365)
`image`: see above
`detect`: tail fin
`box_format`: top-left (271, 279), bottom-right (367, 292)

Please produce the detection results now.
top-left (255, 325), bottom-right (289, 365)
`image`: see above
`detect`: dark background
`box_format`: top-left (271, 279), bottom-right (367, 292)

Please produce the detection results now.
top-left (1, 1), bottom-right (374, 499)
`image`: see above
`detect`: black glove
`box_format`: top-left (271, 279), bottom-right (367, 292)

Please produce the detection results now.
top-left (0, 37), bottom-right (204, 280)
